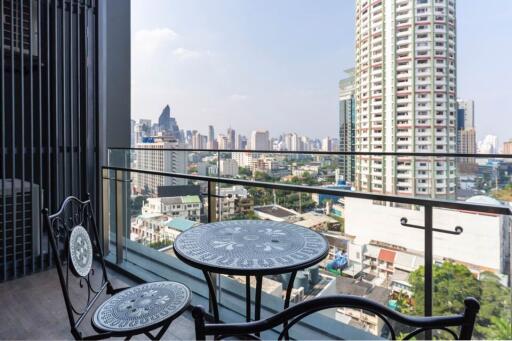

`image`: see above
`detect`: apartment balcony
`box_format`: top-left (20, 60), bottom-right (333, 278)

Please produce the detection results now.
top-left (1, 0), bottom-right (512, 339)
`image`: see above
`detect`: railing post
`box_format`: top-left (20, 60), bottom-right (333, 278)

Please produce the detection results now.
top-left (115, 170), bottom-right (127, 264)
top-left (101, 168), bottom-right (110, 255)
top-left (424, 204), bottom-right (433, 339)
top-left (208, 180), bottom-right (217, 223)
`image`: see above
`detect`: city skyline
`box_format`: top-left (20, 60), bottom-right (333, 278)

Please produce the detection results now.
top-left (131, 0), bottom-right (512, 143)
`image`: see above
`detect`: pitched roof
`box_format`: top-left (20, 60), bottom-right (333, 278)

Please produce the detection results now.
top-left (181, 195), bottom-right (201, 204)
top-left (378, 249), bottom-right (396, 263)
top-left (164, 218), bottom-right (197, 232)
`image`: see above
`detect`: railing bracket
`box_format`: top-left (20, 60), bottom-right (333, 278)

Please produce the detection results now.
top-left (400, 217), bottom-right (463, 235)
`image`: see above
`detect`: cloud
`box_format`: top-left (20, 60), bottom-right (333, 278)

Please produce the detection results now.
top-left (229, 94), bottom-right (248, 101)
top-left (133, 28), bottom-right (178, 57)
top-left (173, 47), bottom-right (201, 60)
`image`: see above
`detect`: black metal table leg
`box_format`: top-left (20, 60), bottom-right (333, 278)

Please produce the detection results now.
top-left (202, 270), bottom-right (220, 323)
top-left (254, 275), bottom-right (263, 337)
top-left (245, 275), bottom-right (251, 322)
top-left (282, 271), bottom-right (297, 340)
top-left (284, 271), bottom-right (297, 309)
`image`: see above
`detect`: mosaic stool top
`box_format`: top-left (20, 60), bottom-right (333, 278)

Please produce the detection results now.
top-left (92, 281), bottom-right (190, 332)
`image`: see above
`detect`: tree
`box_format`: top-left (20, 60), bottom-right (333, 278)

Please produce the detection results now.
top-left (484, 316), bottom-right (512, 340)
top-left (492, 183), bottom-right (512, 201)
top-left (130, 195), bottom-right (147, 215)
top-left (232, 210), bottom-right (259, 220)
top-left (238, 167), bottom-right (252, 178)
top-left (409, 262), bottom-right (511, 339)
top-left (409, 262), bottom-right (481, 317)
top-left (475, 272), bottom-right (512, 339)
top-left (148, 239), bottom-right (173, 249)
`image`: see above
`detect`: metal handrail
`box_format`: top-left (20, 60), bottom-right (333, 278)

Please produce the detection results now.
top-left (108, 147), bottom-right (512, 159)
top-left (102, 165), bottom-right (512, 216)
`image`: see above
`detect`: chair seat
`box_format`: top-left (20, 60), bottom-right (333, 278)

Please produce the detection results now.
top-left (92, 281), bottom-right (191, 333)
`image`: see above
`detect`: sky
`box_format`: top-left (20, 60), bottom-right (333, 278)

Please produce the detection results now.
top-left (131, 0), bottom-right (512, 143)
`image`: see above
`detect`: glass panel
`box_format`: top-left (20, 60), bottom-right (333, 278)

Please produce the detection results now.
top-left (104, 149), bottom-right (511, 339)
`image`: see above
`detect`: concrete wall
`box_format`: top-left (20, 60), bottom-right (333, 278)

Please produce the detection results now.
top-left (98, 0), bottom-right (131, 157)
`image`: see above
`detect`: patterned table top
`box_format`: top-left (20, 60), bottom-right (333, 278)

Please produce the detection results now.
top-left (173, 220), bottom-right (329, 275)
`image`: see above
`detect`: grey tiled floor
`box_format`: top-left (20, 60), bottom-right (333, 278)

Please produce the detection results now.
top-left (0, 267), bottom-right (196, 340)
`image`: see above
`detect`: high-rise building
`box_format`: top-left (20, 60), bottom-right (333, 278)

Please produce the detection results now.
top-left (158, 105), bottom-right (181, 139)
top-left (354, 0), bottom-right (457, 197)
top-left (285, 133), bottom-right (302, 151)
top-left (503, 140), bottom-right (512, 155)
top-left (217, 134), bottom-right (229, 150)
top-left (134, 136), bottom-right (188, 193)
top-left (458, 128), bottom-right (476, 167)
top-left (478, 135), bottom-right (498, 154)
top-left (457, 99), bottom-right (475, 129)
top-left (322, 137), bottom-right (339, 152)
top-left (339, 68), bottom-right (356, 183)
top-left (250, 130), bottom-right (270, 150)
top-left (456, 99), bottom-right (477, 164)
top-left (158, 105), bottom-right (171, 131)
top-left (227, 127), bottom-right (236, 149)
top-left (208, 125), bottom-right (215, 149)
top-left (192, 131), bottom-right (206, 149)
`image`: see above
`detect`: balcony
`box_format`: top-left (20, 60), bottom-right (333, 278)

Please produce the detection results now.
top-left (1, 0), bottom-right (511, 339)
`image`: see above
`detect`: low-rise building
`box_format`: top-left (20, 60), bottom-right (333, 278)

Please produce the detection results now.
top-left (131, 213), bottom-right (198, 245)
top-left (216, 186), bottom-right (253, 220)
top-left (335, 277), bottom-right (390, 337)
top-left (287, 211), bottom-right (340, 231)
top-left (253, 204), bottom-right (298, 221)
top-left (142, 195), bottom-right (202, 221)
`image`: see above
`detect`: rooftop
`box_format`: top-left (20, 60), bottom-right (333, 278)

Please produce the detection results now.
top-left (164, 217), bottom-right (199, 231)
top-left (253, 204), bottom-right (298, 219)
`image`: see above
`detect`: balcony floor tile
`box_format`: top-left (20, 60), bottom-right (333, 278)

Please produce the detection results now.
top-left (0, 267), bottom-right (197, 340)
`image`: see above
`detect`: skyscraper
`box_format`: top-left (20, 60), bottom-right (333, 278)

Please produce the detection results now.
top-left (456, 99), bottom-right (477, 167)
top-left (158, 105), bottom-right (181, 139)
top-left (457, 99), bottom-right (475, 129)
top-left (478, 135), bottom-right (498, 154)
top-left (208, 125), bottom-right (215, 149)
top-left (227, 127), bottom-right (236, 149)
top-left (158, 105), bottom-right (172, 131)
top-left (503, 140), bottom-right (512, 155)
top-left (250, 130), bottom-right (270, 150)
top-left (339, 68), bottom-right (356, 183)
top-left (354, 0), bottom-right (457, 198)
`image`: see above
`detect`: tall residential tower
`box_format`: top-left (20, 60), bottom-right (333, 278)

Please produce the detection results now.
top-left (339, 68), bottom-right (356, 183)
top-left (354, 0), bottom-right (457, 197)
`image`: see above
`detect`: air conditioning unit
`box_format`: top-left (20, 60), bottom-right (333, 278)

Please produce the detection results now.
top-left (0, 179), bottom-right (41, 275)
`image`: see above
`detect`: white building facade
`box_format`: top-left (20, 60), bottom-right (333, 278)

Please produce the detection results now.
top-left (219, 159), bottom-right (239, 177)
top-left (134, 138), bottom-right (188, 193)
top-left (344, 196), bottom-right (511, 277)
top-left (355, 0), bottom-right (457, 198)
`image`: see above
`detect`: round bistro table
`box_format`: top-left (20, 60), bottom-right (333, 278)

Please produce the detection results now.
top-left (173, 220), bottom-right (329, 324)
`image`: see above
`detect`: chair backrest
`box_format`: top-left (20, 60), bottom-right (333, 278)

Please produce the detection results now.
top-left (192, 295), bottom-right (480, 340)
top-left (43, 195), bottom-right (112, 339)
